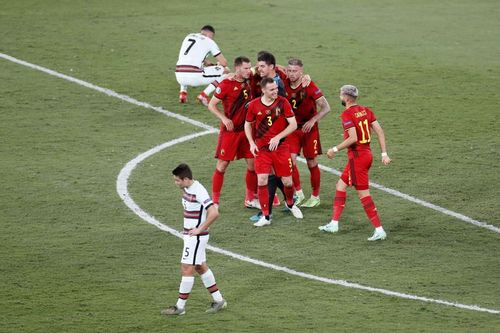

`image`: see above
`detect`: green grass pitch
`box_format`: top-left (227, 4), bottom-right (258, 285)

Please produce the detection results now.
top-left (1, 1), bottom-right (499, 332)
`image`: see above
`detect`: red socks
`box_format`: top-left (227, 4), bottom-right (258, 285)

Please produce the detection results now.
top-left (258, 185), bottom-right (270, 216)
top-left (245, 169), bottom-right (257, 201)
top-left (361, 195), bottom-right (382, 228)
top-left (284, 185), bottom-right (295, 207)
top-left (292, 164), bottom-right (302, 192)
top-left (332, 190), bottom-right (347, 221)
top-left (212, 169), bottom-right (224, 204)
top-left (309, 165), bottom-right (321, 197)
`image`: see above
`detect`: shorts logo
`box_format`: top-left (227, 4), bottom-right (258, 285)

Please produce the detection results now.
top-left (215, 87), bottom-right (221, 94)
top-left (221, 149), bottom-right (225, 156)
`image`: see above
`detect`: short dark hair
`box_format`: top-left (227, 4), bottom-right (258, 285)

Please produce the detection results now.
top-left (201, 25), bottom-right (215, 34)
top-left (288, 58), bottom-right (303, 67)
top-left (234, 56), bottom-right (251, 67)
top-left (260, 77), bottom-right (275, 89)
top-left (257, 51), bottom-right (276, 66)
top-left (172, 163), bottom-right (193, 180)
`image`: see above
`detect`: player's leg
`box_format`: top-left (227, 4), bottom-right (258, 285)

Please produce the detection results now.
top-left (197, 66), bottom-right (227, 106)
top-left (161, 235), bottom-right (200, 316)
top-left (357, 189), bottom-right (386, 241)
top-left (254, 173), bottom-right (272, 226)
top-left (290, 153), bottom-right (305, 205)
top-left (319, 161), bottom-right (350, 233)
top-left (211, 159), bottom-right (229, 206)
top-left (244, 158), bottom-right (260, 209)
top-left (301, 157), bottom-right (321, 208)
top-left (195, 262), bottom-right (227, 313)
top-left (275, 148), bottom-right (303, 219)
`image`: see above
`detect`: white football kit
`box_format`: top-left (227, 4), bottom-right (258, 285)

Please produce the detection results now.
top-left (180, 180), bottom-right (214, 265)
top-left (175, 33), bottom-right (225, 89)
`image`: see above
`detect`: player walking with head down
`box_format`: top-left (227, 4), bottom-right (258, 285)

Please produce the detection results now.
top-left (207, 56), bottom-right (259, 208)
top-left (244, 78), bottom-right (303, 227)
top-left (162, 164), bottom-right (227, 316)
top-left (319, 85), bottom-right (391, 241)
top-left (284, 58), bottom-right (331, 207)
top-left (175, 25), bottom-right (229, 104)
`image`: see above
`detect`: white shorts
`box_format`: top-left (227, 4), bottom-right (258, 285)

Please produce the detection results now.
top-left (175, 65), bottom-right (225, 87)
top-left (181, 234), bottom-right (209, 265)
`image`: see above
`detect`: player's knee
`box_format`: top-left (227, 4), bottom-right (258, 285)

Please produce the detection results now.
top-left (282, 176), bottom-right (293, 187)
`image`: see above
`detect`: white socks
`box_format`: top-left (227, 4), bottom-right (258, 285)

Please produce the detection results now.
top-left (201, 269), bottom-right (223, 302)
top-left (176, 276), bottom-right (194, 309)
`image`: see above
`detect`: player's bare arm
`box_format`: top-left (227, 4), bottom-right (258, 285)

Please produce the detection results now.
top-left (244, 120), bottom-right (258, 156)
top-left (302, 96), bottom-right (332, 133)
top-left (188, 205), bottom-right (219, 236)
top-left (208, 96), bottom-right (234, 131)
top-left (215, 54), bottom-right (229, 72)
top-left (327, 127), bottom-right (358, 159)
top-left (269, 116), bottom-right (298, 151)
top-left (371, 120), bottom-right (391, 165)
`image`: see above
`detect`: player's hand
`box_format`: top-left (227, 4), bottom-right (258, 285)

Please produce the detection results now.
top-left (188, 227), bottom-right (202, 236)
top-left (302, 118), bottom-right (317, 133)
top-left (249, 143), bottom-right (259, 156)
top-left (381, 154), bottom-right (391, 165)
top-left (269, 137), bottom-right (280, 151)
top-left (326, 148), bottom-right (336, 159)
top-left (301, 74), bottom-right (312, 87)
top-left (222, 117), bottom-right (234, 131)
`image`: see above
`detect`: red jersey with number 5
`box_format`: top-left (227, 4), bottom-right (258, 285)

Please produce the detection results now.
top-left (340, 105), bottom-right (377, 155)
top-left (214, 79), bottom-right (252, 132)
top-left (246, 96), bottom-right (294, 151)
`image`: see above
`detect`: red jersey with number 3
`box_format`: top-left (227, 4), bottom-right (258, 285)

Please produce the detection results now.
top-left (285, 80), bottom-right (323, 128)
top-left (214, 79), bottom-right (252, 132)
top-left (341, 105), bottom-right (377, 156)
top-left (246, 96), bottom-right (294, 151)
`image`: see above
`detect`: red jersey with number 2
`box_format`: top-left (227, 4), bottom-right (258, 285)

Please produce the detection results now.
top-left (341, 105), bottom-right (377, 156)
top-left (246, 96), bottom-right (294, 151)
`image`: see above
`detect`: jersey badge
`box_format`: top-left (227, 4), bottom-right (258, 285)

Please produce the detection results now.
top-left (215, 87), bottom-right (221, 94)
top-left (275, 107), bottom-right (281, 116)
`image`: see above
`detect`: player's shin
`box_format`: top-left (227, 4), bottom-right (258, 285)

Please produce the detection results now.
top-left (332, 190), bottom-right (347, 221)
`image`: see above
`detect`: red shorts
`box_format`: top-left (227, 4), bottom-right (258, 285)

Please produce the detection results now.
top-left (286, 127), bottom-right (322, 159)
top-left (340, 151), bottom-right (373, 190)
top-left (215, 130), bottom-right (253, 161)
top-left (254, 144), bottom-right (292, 177)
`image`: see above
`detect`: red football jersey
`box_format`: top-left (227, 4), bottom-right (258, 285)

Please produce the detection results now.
top-left (340, 105), bottom-right (377, 154)
top-left (285, 80), bottom-right (323, 127)
top-left (214, 78), bottom-right (252, 132)
top-left (246, 96), bottom-right (294, 150)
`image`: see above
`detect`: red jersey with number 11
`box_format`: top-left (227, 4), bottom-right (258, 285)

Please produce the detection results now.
top-left (341, 105), bottom-right (377, 156)
top-left (246, 96), bottom-right (294, 151)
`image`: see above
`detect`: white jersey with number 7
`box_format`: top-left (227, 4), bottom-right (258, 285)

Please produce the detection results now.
top-left (176, 33), bottom-right (221, 69)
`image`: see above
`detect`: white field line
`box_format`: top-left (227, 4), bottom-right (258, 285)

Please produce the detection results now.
top-left (1, 52), bottom-right (497, 234)
top-left (2, 51), bottom-right (498, 314)
top-left (116, 133), bottom-right (499, 315)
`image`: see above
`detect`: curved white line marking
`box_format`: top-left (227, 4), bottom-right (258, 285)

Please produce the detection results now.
top-left (1, 52), bottom-right (497, 233)
top-left (116, 133), bottom-right (499, 315)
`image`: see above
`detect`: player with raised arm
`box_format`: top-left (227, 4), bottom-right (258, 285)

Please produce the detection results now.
top-left (244, 77), bottom-right (303, 227)
top-left (284, 58), bottom-right (331, 207)
top-left (162, 164), bottom-right (227, 315)
top-left (175, 25), bottom-right (229, 104)
top-left (207, 56), bottom-right (259, 208)
top-left (319, 85), bottom-right (391, 241)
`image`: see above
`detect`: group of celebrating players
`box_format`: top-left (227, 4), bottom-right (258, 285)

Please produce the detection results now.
top-left (163, 25), bottom-right (392, 316)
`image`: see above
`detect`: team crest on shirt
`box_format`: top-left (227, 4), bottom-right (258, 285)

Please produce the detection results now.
top-left (275, 107), bottom-right (281, 116)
